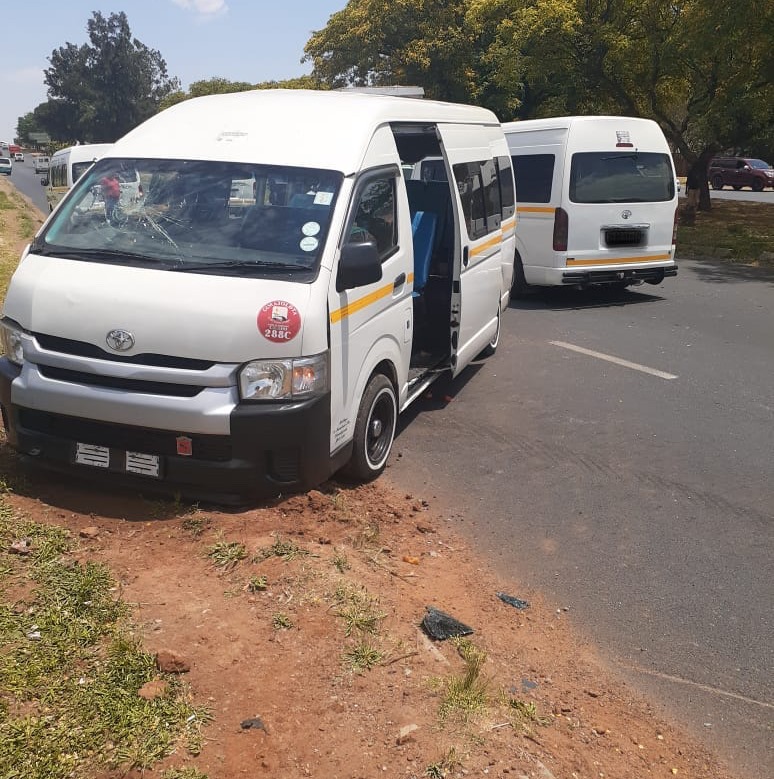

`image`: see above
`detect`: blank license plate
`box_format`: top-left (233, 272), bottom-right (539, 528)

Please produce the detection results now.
top-left (125, 451), bottom-right (160, 477)
top-left (75, 443), bottom-right (110, 468)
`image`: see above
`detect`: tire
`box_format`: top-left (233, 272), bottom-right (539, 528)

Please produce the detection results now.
top-left (510, 253), bottom-right (529, 299)
top-left (711, 175), bottom-right (724, 190)
top-left (751, 179), bottom-right (764, 192)
top-left (344, 374), bottom-right (397, 481)
top-left (732, 185), bottom-right (742, 191)
top-left (479, 303), bottom-right (501, 358)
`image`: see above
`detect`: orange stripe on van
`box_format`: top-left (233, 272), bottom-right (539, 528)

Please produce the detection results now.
top-left (470, 233), bottom-right (502, 258)
top-left (330, 274), bottom-right (414, 323)
top-left (565, 253), bottom-right (673, 268)
top-left (517, 206), bottom-right (555, 214)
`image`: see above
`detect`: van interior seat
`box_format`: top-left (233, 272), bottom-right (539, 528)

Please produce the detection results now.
top-left (410, 211), bottom-right (437, 296)
top-left (405, 180), bottom-right (453, 265)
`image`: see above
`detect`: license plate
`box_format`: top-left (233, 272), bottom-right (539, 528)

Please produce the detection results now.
top-left (75, 443), bottom-right (110, 468)
top-left (75, 443), bottom-right (160, 478)
top-left (125, 451), bottom-right (160, 478)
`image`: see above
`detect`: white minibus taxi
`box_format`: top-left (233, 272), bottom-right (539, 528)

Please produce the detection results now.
top-left (0, 89), bottom-right (515, 503)
top-left (502, 116), bottom-right (678, 293)
top-left (44, 143), bottom-right (114, 211)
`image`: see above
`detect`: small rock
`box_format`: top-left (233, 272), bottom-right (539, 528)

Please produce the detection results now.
top-left (8, 538), bottom-right (31, 555)
top-left (79, 527), bottom-right (100, 539)
top-left (138, 679), bottom-right (168, 700)
top-left (396, 723), bottom-right (419, 744)
top-left (155, 649), bottom-right (190, 673)
top-left (241, 716), bottom-right (268, 732)
top-left (402, 555), bottom-right (420, 565)
top-left (421, 606), bottom-right (473, 641)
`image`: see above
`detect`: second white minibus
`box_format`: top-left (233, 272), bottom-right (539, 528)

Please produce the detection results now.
top-left (503, 116), bottom-right (678, 293)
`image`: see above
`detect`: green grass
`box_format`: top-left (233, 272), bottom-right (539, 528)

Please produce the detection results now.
top-left (437, 638), bottom-right (489, 724)
top-left (254, 534), bottom-right (309, 563)
top-left (0, 499), bottom-right (208, 778)
top-left (333, 584), bottom-right (385, 637)
top-left (205, 537), bottom-right (247, 571)
top-left (343, 640), bottom-right (383, 672)
top-left (677, 199), bottom-right (774, 263)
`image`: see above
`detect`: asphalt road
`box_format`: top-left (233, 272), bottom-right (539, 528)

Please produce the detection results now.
top-left (387, 262), bottom-right (773, 779)
top-left (8, 157), bottom-right (50, 214)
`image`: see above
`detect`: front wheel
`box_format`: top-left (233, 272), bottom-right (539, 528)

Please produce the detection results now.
top-left (751, 179), bottom-right (764, 192)
top-left (343, 374), bottom-right (397, 481)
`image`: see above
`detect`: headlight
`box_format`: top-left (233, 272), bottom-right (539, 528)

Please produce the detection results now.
top-left (239, 351), bottom-right (329, 401)
top-left (0, 323), bottom-right (25, 366)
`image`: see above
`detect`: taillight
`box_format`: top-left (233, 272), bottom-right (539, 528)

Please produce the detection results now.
top-left (672, 208), bottom-right (678, 245)
top-left (553, 207), bottom-right (568, 252)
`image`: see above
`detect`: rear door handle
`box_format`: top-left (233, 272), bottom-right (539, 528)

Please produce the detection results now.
top-left (393, 273), bottom-right (406, 290)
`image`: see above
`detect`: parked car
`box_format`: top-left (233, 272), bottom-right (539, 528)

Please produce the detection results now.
top-left (13, 152), bottom-right (24, 162)
top-left (708, 157), bottom-right (774, 192)
top-left (0, 157), bottom-right (12, 175)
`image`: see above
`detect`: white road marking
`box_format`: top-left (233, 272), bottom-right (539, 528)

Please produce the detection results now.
top-left (550, 340), bottom-right (678, 380)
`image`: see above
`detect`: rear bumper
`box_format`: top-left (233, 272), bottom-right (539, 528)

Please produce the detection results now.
top-left (0, 357), bottom-right (335, 504)
top-left (561, 263), bottom-right (678, 285)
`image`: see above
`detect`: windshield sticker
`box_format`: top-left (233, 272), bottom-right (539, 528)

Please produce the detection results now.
top-left (258, 300), bottom-right (301, 343)
top-left (301, 221), bottom-right (320, 237)
top-left (313, 191), bottom-right (333, 206)
top-left (299, 236), bottom-right (319, 252)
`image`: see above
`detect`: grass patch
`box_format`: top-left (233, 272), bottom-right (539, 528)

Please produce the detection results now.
top-left (677, 200), bottom-right (774, 263)
top-left (0, 499), bottom-right (208, 778)
top-left (162, 768), bottom-right (209, 779)
top-left (181, 515), bottom-right (211, 538)
top-left (271, 612), bottom-right (293, 630)
top-left (205, 537), bottom-right (247, 571)
top-left (425, 747), bottom-right (462, 778)
top-left (437, 638), bottom-right (489, 724)
top-left (333, 584), bottom-right (385, 637)
top-left (507, 697), bottom-right (552, 729)
top-left (254, 534), bottom-right (309, 563)
top-left (247, 574), bottom-right (268, 592)
top-left (343, 639), bottom-right (383, 672)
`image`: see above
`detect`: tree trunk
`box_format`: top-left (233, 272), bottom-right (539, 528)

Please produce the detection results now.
top-left (687, 147), bottom-right (718, 212)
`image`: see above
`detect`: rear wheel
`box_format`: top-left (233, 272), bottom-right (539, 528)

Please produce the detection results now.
top-left (344, 374), bottom-right (397, 481)
top-left (479, 302), bottom-right (501, 358)
top-left (510, 253), bottom-right (529, 299)
top-left (711, 175), bottom-right (724, 190)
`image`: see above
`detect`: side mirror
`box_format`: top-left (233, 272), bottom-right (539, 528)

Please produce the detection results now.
top-left (336, 241), bottom-right (382, 292)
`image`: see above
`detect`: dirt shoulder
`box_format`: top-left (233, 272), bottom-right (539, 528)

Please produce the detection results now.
top-left (0, 468), bottom-right (738, 779)
top-left (0, 177), bottom-right (738, 778)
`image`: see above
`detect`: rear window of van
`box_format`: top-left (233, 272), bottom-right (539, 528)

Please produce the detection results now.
top-left (569, 152), bottom-right (674, 203)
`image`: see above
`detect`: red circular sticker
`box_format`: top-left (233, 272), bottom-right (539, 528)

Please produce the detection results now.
top-left (257, 300), bottom-right (301, 343)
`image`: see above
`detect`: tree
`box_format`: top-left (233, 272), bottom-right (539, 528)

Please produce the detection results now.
top-left (38, 11), bottom-right (180, 143)
top-left (475, 0), bottom-right (774, 210)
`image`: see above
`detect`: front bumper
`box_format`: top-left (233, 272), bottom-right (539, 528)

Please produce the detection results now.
top-left (0, 358), bottom-right (333, 504)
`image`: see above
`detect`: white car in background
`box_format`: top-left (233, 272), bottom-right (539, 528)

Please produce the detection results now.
top-left (0, 157), bottom-right (12, 175)
top-left (14, 152), bottom-right (24, 162)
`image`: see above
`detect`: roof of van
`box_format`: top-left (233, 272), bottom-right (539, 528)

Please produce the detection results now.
top-left (51, 143), bottom-right (114, 162)
top-left (109, 89), bottom-right (500, 173)
top-left (501, 115), bottom-right (661, 133)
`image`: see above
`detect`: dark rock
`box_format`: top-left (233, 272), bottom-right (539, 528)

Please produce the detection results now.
top-left (421, 606), bottom-right (473, 640)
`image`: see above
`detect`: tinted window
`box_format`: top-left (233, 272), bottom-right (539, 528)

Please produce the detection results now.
top-left (569, 152), bottom-right (674, 203)
top-left (453, 161), bottom-right (487, 240)
top-left (418, 158), bottom-right (447, 182)
top-left (481, 159), bottom-right (501, 229)
top-left (496, 156), bottom-right (516, 219)
top-left (512, 154), bottom-right (555, 203)
top-left (350, 175), bottom-right (397, 260)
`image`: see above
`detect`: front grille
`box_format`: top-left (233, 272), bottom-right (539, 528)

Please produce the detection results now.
top-left (604, 229), bottom-right (644, 247)
top-left (35, 333), bottom-right (215, 370)
top-left (39, 365), bottom-right (203, 398)
top-left (18, 409), bottom-right (233, 462)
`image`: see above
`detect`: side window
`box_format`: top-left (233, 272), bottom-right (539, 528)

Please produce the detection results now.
top-left (496, 156), bottom-right (516, 221)
top-left (452, 161), bottom-right (487, 240)
top-left (350, 175), bottom-right (397, 261)
top-left (511, 153), bottom-right (555, 203)
top-left (481, 159), bottom-right (501, 230)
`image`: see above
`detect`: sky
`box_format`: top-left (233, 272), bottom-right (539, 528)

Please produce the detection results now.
top-left (0, 0), bottom-right (348, 144)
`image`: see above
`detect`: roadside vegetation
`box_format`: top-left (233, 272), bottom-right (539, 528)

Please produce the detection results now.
top-left (0, 499), bottom-right (209, 778)
top-left (677, 199), bottom-right (774, 264)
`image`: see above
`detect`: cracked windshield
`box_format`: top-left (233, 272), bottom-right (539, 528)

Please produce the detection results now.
top-left (39, 159), bottom-right (342, 274)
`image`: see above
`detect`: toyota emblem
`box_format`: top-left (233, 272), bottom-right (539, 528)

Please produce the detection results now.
top-left (106, 329), bottom-right (135, 352)
top-left (621, 209), bottom-right (632, 220)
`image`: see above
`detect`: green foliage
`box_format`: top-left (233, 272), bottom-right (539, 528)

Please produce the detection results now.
top-left (254, 535), bottom-right (309, 563)
top-left (343, 640), bottom-right (383, 672)
top-left (333, 584), bottom-right (385, 637)
top-left (0, 500), bottom-right (207, 778)
top-left (205, 538), bottom-right (247, 571)
top-left (36, 11), bottom-right (180, 143)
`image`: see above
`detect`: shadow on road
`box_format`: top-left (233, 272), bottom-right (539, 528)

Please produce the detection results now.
top-left (508, 285), bottom-right (665, 312)
top-left (683, 257), bottom-right (774, 286)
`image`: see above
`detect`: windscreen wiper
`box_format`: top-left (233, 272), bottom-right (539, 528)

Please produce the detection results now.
top-left (171, 260), bottom-right (304, 274)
